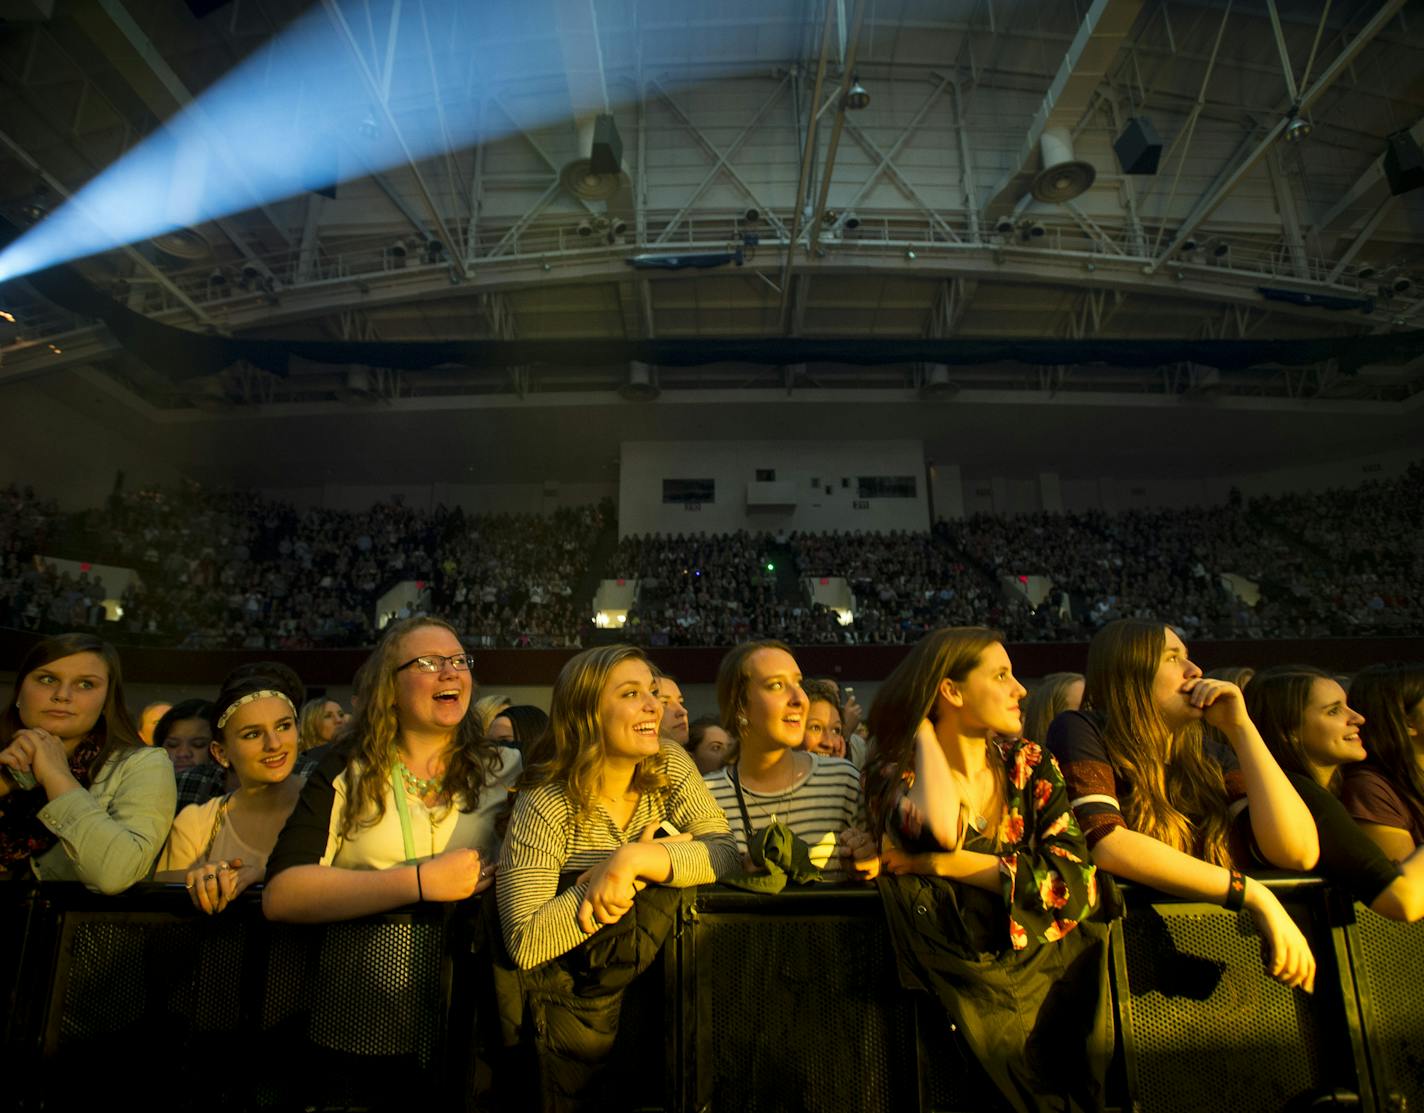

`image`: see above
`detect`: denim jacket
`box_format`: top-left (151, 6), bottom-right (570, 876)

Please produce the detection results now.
top-left (33, 745), bottom-right (176, 893)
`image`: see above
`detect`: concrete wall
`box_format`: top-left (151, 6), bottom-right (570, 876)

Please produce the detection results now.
top-left (618, 441), bottom-right (930, 538)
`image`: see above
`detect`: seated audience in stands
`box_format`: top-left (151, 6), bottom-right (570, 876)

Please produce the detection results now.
top-left (1344, 663), bottom-right (1424, 857)
top-left (1245, 665), bottom-right (1424, 921)
top-left (298, 697), bottom-right (349, 752)
top-left (654, 670), bottom-right (690, 746)
top-left (686, 715), bottom-right (735, 775)
top-left (1021, 672), bottom-right (1084, 745)
top-left (498, 644), bottom-right (737, 968)
top-left (865, 626), bottom-right (1112, 1108)
top-left (802, 679), bottom-right (847, 758)
top-left (262, 616), bottom-right (520, 922)
top-left (155, 699), bottom-right (215, 772)
top-left (1047, 619), bottom-right (1319, 990)
top-left (705, 641), bottom-right (871, 883)
top-left (486, 704), bottom-right (549, 757)
top-left (0, 633), bottom-right (174, 891)
top-left (154, 675), bottom-right (306, 913)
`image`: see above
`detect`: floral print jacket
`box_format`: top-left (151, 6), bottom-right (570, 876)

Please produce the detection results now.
top-left (865, 737), bottom-right (1098, 950)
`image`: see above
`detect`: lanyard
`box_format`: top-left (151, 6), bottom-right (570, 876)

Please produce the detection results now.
top-left (390, 767), bottom-right (419, 865)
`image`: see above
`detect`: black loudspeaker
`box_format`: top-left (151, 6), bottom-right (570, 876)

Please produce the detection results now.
top-left (1345, 904), bottom-right (1424, 1110)
top-left (1383, 130), bottom-right (1424, 196)
top-left (1114, 116), bottom-right (1163, 175)
top-left (1116, 899), bottom-right (1365, 1112)
top-left (590, 114), bottom-right (623, 175)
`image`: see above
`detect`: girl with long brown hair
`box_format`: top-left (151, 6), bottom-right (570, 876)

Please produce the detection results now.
top-left (262, 616), bottom-right (520, 921)
top-left (1046, 618), bottom-right (1319, 990)
top-left (0, 632), bottom-right (174, 891)
top-left (865, 627), bottom-right (1110, 1111)
top-left (1344, 663), bottom-right (1424, 859)
top-left (498, 644), bottom-right (737, 970)
top-left (1246, 665), bottom-right (1424, 921)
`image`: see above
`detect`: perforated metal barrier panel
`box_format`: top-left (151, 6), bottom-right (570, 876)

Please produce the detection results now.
top-left (1350, 905), bottom-right (1424, 1111)
top-left (6, 882), bottom-right (1422, 1112)
top-left (1117, 898), bottom-right (1360, 1113)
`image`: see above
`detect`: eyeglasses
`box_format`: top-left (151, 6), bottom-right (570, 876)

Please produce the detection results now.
top-left (396, 653), bottom-right (475, 673)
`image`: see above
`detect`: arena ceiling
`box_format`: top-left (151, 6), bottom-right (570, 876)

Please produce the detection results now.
top-left (0, 0), bottom-right (1422, 476)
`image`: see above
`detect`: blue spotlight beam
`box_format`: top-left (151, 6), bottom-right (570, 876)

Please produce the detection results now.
top-left (0, 0), bottom-right (751, 286)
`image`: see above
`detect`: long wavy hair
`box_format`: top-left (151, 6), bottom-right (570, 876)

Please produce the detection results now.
top-left (1246, 665), bottom-right (1342, 793)
top-left (864, 626), bottom-right (1009, 839)
top-left (1022, 671), bottom-right (1084, 746)
top-left (339, 616), bottom-right (504, 840)
top-left (1350, 663), bottom-right (1424, 836)
top-left (715, 638), bottom-right (795, 740)
top-left (518, 644), bottom-right (668, 823)
top-left (2, 633), bottom-right (143, 780)
top-left (1084, 619), bottom-right (1234, 867)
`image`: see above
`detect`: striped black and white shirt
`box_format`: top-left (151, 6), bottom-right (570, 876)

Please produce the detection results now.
top-left (704, 753), bottom-right (864, 881)
top-left (497, 742), bottom-right (738, 970)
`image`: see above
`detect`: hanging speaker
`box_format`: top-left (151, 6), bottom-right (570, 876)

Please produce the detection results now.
top-left (1114, 116), bottom-right (1163, 175)
top-left (590, 114), bottom-right (624, 176)
top-left (1383, 130), bottom-right (1424, 196)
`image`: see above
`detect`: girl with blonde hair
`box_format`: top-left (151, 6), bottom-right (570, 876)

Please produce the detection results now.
top-left (263, 616), bottom-right (520, 921)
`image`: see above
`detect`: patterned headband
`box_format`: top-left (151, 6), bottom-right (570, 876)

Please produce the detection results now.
top-left (216, 689), bottom-right (297, 730)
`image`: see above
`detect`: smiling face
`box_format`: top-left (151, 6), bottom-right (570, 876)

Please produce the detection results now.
top-left (657, 676), bottom-right (689, 745)
top-left (803, 699), bottom-right (844, 756)
top-left (740, 648), bottom-right (807, 753)
top-left (1150, 627), bottom-right (1204, 733)
top-left (945, 642), bottom-right (1027, 737)
top-left (16, 651), bottom-right (110, 743)
top-left (392, 625), bottom-right (471, 739)
top-left (597, 658), bottom-right (663, 765)
top-left (1296, 677), bottom-right (1367, 777)
top-left (216, 696), bottom-right (299, 788)
top-left (163, 717), bottom-right (214, 771)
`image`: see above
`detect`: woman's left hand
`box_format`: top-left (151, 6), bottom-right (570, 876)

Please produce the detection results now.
top-left (838, 826), bottom-right (880, 881)
top-left (0, 728), bottom-right (77, 796)
top-left (575, 847), bottom-right (645, 934)
top-left (185, 858), bottom-right (261, 915)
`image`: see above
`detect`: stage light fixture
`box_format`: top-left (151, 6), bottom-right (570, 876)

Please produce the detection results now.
top-left (1284, 113), bottom-right (1312, 143)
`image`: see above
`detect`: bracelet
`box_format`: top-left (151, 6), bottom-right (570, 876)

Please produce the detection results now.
top-left (1223, 868), bottom-right (1246, 912)
top-left (415, 861), bottom-right (424, 903)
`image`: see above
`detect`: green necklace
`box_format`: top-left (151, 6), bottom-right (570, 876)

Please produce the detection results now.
top-left (396, 760), bottom-right (442, 797)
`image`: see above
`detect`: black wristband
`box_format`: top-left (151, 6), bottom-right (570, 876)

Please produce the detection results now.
top-left (415, 861), bottom-right (424, 903)
top-left (1223, 868), bottom-right (1246, 911)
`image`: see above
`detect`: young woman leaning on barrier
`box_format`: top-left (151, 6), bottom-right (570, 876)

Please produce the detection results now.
top-left (1247, 666), bottom-right (1424, 922)
top-left (1343, 663), bottom-right (1424, 858)
top-left (497, 644), bottom-right (738, 970)
top-left (0, 632), bottom-right (174, 892)
top-left (153, 674), bottom-right (306, 914)
top-left (1046, 618), bottom-right (1319, 991)
top-left (704, 640), bottom-right (875, 885)
top-left (865, 626), bottom-right (1115, 1111)
top-left (261, 616), bottom-right (521, 922)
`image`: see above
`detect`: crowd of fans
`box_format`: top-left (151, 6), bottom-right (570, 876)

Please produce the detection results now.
top-left (0, 462), bottom-right (1420, 648)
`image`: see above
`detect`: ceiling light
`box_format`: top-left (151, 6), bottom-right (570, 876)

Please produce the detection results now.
top-left (1284, 114), bottom-right (1312, 143)
top-left (844, 76), bottom-right (870, 111)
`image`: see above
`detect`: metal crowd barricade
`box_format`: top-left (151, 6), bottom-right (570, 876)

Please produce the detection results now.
top-left (2, 877), bottom-right (1423, 1111)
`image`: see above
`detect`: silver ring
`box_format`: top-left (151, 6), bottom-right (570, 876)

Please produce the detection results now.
top-left (202, 873), bottom-right (216, 881)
